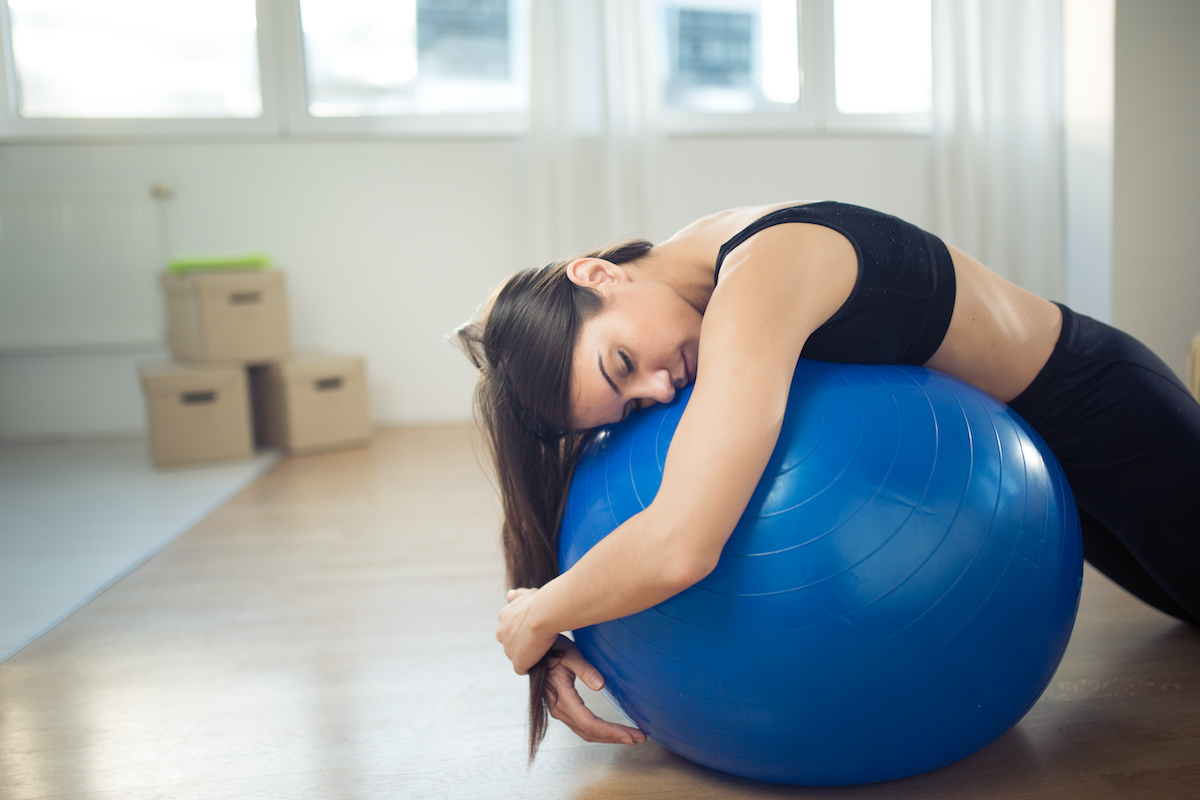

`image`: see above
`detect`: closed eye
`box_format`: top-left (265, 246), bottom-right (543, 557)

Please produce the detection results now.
top-left (619, 350), bottom-right (634, 376)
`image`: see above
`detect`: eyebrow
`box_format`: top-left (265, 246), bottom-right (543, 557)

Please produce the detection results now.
top-left (597, 352), bottom-right (620, 395)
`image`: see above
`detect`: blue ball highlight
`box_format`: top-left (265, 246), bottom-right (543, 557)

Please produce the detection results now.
top-left (559, 360), bottom-right (1082, 786)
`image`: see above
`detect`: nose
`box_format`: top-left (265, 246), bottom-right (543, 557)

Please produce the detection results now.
top-left (639, 368), bottom-right (676, 407)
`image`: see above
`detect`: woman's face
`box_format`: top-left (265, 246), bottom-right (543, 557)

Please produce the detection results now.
top-left (569, 275), bottom-right (701, 429)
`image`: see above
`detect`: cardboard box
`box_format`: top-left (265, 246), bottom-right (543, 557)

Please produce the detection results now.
top-left (251, 355), bottom-right (371, 455)
top-left (140, 362), bottom-right (254, 466)
top-left (162, 271), bottom-right (291, 364)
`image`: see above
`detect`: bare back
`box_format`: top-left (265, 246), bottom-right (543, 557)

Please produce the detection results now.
top-left (926, 246), bottom-right (1061, 402)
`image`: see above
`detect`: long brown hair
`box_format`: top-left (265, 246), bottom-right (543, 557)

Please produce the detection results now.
top-left (455, 239), bottom-right (654, 759)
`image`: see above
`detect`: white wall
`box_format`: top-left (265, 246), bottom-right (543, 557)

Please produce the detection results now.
top-left (1112, 0), bottom-right (1200, 381)
top-left (0, 134), bottom-right (932, 441)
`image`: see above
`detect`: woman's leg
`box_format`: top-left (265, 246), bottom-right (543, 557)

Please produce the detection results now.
top-left (1078, 508), bottom-right (1199, 624)
top-left (1012, 306), bottom-right (1200, 623)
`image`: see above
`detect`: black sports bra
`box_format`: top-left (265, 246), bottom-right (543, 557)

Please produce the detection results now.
top-left (714, 201), bottom-right (957, 366)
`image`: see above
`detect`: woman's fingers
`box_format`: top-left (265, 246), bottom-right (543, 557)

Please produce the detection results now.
top-left (545, 639), bottom-right (648, 745)
top-left (555, 639), bottom-right (605, 691)
top-left (546, 665), bottom-right (644, 744)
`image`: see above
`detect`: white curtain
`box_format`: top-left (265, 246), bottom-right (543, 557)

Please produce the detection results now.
top-left (524, 0), bottom-right (663, 266)
top-left (931, 0), bottom-right (1065, 299)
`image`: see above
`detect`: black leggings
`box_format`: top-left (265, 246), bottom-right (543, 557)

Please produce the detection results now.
top-left (1009, 304), bottom-right (1200, 624)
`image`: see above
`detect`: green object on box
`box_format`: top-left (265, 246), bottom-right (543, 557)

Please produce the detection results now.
top-left (166, 251), bottom-right (274, 274)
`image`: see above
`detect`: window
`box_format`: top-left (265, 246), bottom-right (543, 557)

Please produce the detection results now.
top-left (0, 0), bottom-right (527, 138)
top-left (660, 0), bottom-right (932, 134)
top-left (0, 0), bottom-right (928, 139)
top-left (0, 0), bottom-right (278, 137)
top-left (664, 0), bottom-right (800, 113)
top-left (6, 0), bottom-right (261, 119)
top-left (299, 0), bottom-right (525, 117)
top-left (832, 0), bottom-right (931, 117)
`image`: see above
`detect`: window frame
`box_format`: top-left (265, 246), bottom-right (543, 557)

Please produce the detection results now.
top-left (0, 0), bottom-right (285, 140)
top-left (0, 0), bottom-right (930, 142)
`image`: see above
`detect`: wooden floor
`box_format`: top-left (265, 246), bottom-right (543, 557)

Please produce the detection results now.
top-left (1, 426), bottom-right (1197, 800)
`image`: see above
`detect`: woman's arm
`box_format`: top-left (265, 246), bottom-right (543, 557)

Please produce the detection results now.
top-left (498, 222), bottom-right (859, 674)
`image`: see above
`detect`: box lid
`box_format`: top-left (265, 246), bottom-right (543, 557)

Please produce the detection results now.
top-left (140, 361), bottom-right (245, 395)
top-left (266, 354), bottom-right (365, 385)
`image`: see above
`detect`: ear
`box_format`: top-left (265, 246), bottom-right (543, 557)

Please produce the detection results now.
top-left (565, 258), bottom-right (628, 293)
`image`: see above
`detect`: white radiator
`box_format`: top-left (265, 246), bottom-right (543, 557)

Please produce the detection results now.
top-left (0, 187), bottom-right (163, 351)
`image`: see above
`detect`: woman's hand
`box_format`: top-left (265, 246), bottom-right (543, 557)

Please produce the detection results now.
top-left (545, 636), bottom-right (647, 746)
top-left (499, 592), bottom-right (647, 746)
top-left (496, 587), bottom-right (561, 674)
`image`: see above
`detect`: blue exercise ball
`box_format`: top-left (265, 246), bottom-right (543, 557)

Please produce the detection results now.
top-left (559, 360), bottom-right (1082, 786)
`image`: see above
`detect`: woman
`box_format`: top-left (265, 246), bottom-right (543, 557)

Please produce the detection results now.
top-left (456, 201), bottom-right (1200, 755)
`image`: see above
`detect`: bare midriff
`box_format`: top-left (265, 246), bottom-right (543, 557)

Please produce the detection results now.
top-left (923, 245), bottom-right (1063, 404)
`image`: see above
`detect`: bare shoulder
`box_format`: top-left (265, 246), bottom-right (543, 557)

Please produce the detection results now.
top-left (705, 219), bottom-right (858, 342)
top-left (660, 201), bottom-right (812, 257)
top-left (652, 201), bottom-right (854, 328)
